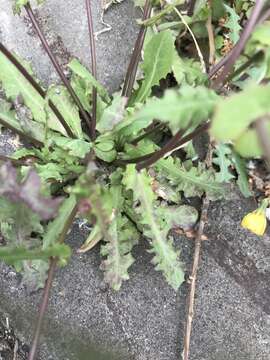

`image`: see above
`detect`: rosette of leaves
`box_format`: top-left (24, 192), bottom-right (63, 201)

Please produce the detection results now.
top-left (2, 1), bottom-right (257, 292)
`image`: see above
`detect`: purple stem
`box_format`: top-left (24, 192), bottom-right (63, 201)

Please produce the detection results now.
top-left (24, 4), bottom-right (92, 133)
top-left (85, 0), bottom-right (97, 140)
top-left (28, 258), bottom-right (57, 360)
top-left (28, 205), bottom-right (77, 360)
top-left (0, 43), bottom-right (74, 138)
top-left (122, 0), bottom-right (152, 99)
top-left (212, 0), bottom-right (266, 89)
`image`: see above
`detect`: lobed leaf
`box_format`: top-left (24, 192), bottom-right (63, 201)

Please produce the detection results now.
top-left (130, 30), bottom-right (175, 104)
top-left (101, 186), bottom-right (139, 290)
top-left (231, 152), bottom-right (252, 197)
top-left (123, 165), bottom-right (184, 290)
top-left (132, 86), bottom-right (218, 134)
top-left (212, 144), bottom-right (235, 183)
top-left (0, 243), bottom-right (71, 265)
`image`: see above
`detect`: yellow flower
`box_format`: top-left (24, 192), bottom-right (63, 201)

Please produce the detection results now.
top-left (241, 199), bottom-right (268, 236)
top-left (241, 211), bottom-right (266, 236)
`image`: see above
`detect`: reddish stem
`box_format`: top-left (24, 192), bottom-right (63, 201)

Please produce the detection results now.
top-left (85, 0), bottom-right (98, 140)
top-left (122, 0), bottom-right (152, 99)
top-left (28, 205), bottom-right (77, 360)
top-left (212, 0), bottom-right (266, 89)
top-left (0, 43), bottom-right (74, 138)
top-left (28, 258), bottom-right (57, 360)
top-left (24, 4), bottom-right (92, 133)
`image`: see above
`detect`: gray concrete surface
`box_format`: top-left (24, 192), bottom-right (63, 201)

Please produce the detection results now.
top-left (1, 199), bottom-right (270, 360)
top-left (1, 1), bottom-right (270, 359)
top-left (0, 0), bottom-right (139, 92)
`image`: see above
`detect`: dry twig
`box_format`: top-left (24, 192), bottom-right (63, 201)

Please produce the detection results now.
top-left (182, 148), bottom-right (212, 360)
top-left (182, 195), bottom-right (209, 360)
top-left (28, 205), bottom-right (77, 360)
top-left (206, 2), bottom-right (215, 66)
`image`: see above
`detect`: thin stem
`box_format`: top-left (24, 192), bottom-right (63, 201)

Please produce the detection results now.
top-left (0, 43), bottom-right (74, 138)
top-left (85, 0), bottom-right (97, 140)
top-left (24, 4), bottom-right (92, 133)
top-left (136, 129), bottom-right (184, 171)
top-left (28, 205), bottom-right (77, 360)
top-left (208, 51), bottom-right (231, 79)
top-left (212, 0), bottom-right (266, 89)
top-left (174, 7), bottom-right (206, 73)
top-left (116, 122), bottom-right (209, 166)
top-left (206, 3), bottom-right (215, 66)
top-left (182, 195), bottom-right (209, 360)
top-left (187, 0), bottom-right (197, 17)
top-left (135, 122), bottom-right (210, 170)
top-left (28, 258), bottom-right (57, 360)
top-left (209, 4), bottom-right (270, 81)
top-left (257, 7), bottom-right (270, 24)
top-left (226, 50), bottom-right (264, 83)
top-left (122, 0), bottom-right (152, 99)
top-left (131, 122), bottom-right (165, 145)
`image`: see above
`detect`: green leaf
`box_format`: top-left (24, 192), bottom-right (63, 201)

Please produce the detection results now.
top-left (34, 163), bottom-right (63, 182)
top-left (231, 152), bottom-right (252, 197)
top-left (78, 223), bottom-right (103, 253)
top-left (234, 128), bottom-right (263, 158)
top-left (211, 84), bottom-right (270, 142)
top-left (96, 94), bottom-right (127, 133)
top-left (46, 85), bottom-right (83, 139)
top-left (141, 0), bottom-right (185, 27)
top-left (193, 0), bottom-right (208, 17)
top-left (224, 4), bottom-right (241, 44)
top-left (123, 165), bottom-right (184, 290)
top-left (13, 0), bottom-right (45, 14)
top-left (0, 51), bottom-right (67, 136)
top-left (0, 51), bottom-right (44, 123)
top-left (172, 52), bottom-right (208, 86)
top-left (251, 22), bottom-right (270, 47)
top-left (68, 59), bottom-right (110, 104)
top-left (132, 86), bottom-right (218, 135)
top-left (131, 30), bottom-right (175, 104)
top-left (0, 243), bottom-right (71, 265)
top-left (73, 167), bottom-right (138, 291)
top-left (21, 260), bottom-right (49, 291)
top-left (212, 143), bottom-right (235, 183)
top-left (0, 99), bottom-right (45, 143)
top-left (0, 198), bottom-right (43, 246)
top-left (43, 194), bottom-right (77, 248)
top-left (159, 205), bottom-right (198, 230)
top-left (13, 0), bottom-right (29, 14)
top-left (52, 137), bottom-right (91, 158)
top-left (101, 185), bottom-right (139, 290)
top-left (0, 99), bottom-right (23, 133)
top-left (11, 148), bottom-right (38, 160)
top-left (155, 156), bottom-right (226, 200)
top-left (94, 136), bottom-right (117, 162)
top-left (123, 139), bottom-right (226, 199)
top-left (212, 0), bottom-right (226, 20)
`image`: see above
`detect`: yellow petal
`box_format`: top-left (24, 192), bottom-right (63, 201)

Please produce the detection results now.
top-left (241, 211), bottom-right (267, 236)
